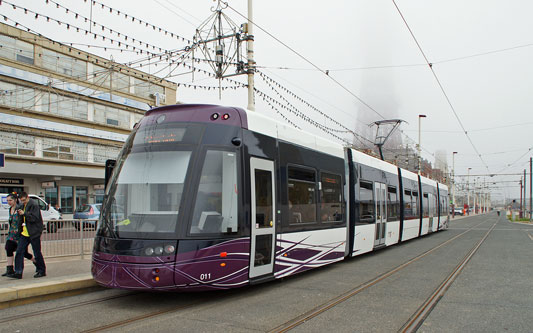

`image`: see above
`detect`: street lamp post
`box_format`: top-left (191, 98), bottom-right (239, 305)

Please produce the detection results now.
top-left (452, 152), bottom-right (458, 218)
top-left (467, 167), bottom-right (472, 215)
top-left (418, 114), bottom-right (426, 175)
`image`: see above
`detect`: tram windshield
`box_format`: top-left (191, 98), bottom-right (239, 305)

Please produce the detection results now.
top-left (99, 121), bottom-right (203, 239)
top-left (109, 150), bottom-right (192, 235)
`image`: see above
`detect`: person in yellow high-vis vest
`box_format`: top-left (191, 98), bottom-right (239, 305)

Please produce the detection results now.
top-left (7, 192), bottom-right (46, 279)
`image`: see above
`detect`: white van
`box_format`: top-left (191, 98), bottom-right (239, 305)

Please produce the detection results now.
top-left (0, 194), bottom-right (62, 233)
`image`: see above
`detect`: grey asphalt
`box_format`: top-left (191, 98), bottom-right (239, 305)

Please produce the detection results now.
top-left (0, 213), bottom-right (531, 332)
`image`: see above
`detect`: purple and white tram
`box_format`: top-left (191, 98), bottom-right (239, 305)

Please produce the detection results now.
top-left (91, 104), bottom-right (449, 291)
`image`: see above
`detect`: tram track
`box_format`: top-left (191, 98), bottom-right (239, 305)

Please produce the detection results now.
top-left (0, 291), bottom-right (140, 324)
top-left (399, 220), bottom-right (498, 332)
top-left (270, 217), bottom-right (497, 333)
top-left (0, 217), bottom-right (496, 332)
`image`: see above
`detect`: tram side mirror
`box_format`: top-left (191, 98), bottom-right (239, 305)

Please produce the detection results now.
top-left (231, 137), bottom-right (242, 146)
top-left (105, 159), bottom-right (117, 189)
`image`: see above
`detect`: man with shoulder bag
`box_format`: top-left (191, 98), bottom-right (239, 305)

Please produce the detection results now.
top-left (8, 192), bottom-right (46, 279)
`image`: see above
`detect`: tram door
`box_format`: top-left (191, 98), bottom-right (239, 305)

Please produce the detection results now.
top-left (374, 182), bottom-right (387, 247)
top-left (249, 158), bottom-right (276, 279)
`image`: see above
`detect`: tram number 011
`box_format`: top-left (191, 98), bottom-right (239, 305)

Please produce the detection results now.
top-left (200, 273), bottom-right (211, 280)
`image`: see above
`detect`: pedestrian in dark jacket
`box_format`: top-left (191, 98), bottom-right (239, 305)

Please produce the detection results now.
top-left (8, 192), bottom-right (46, 279)
top-left (2, 193), bottom-right (37, 277)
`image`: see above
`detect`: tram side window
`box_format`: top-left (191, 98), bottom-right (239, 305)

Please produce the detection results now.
top-left (404, 189), bottom-right (412, 218)
top-left (320, 172), bottom-right (343, 222)
top-left (423, 193), bottom-right (429, 217)
top-left (359, 180), bottom-right (375, 223)
top-left (288, 167), bottom-right (317, 224)
top-left (412, 191), bottom-right (419, 217)
top-left (387, 186), bottom-right (399, 220)
top-left (190, 150), bottom-right (238, 234)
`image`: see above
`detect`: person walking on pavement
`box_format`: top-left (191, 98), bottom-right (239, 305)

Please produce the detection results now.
top-left (2, 193), bottom-right (37, 277)
top-left (8, 192), bottom-right (46, 279)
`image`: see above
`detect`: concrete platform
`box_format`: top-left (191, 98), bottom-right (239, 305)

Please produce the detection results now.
top-left (0, 257), bottom-right (97, 308)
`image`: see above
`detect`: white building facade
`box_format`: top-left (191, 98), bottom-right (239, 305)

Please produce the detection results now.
top-left (0, 23), bottom-right (177, 216)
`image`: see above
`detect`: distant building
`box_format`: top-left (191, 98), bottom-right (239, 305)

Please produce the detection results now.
top-left (0, 23), bottom-right (177, 216)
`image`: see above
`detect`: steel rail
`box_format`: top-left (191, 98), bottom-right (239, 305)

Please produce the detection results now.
top-left (0, 292), bottom-right (139, 324)
top-left (399, 220), bottom-right (498, 332)
top-left (270, 217), bottom-right (494, 333)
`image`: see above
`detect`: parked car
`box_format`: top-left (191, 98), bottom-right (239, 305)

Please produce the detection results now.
top-left (454, 208), bottom-right (464, 216)
top-left (73, 204), bottom-right (101, 230)
top-left (0, 194), bottom-right (62, 233)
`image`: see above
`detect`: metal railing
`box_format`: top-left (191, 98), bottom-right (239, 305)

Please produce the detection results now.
top-left (0, 219), bottom-right (97, 262)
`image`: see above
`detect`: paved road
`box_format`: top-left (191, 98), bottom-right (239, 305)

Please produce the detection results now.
top-left (1, 213), bottom-right (531, 332)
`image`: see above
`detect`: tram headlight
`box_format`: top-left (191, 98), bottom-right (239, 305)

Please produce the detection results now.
top-left (154, 246), bottom-right (164, 255)
top-left (144, 247), bottom-right (154, 256)
top-left (164, 245), bottom-right (175, 254)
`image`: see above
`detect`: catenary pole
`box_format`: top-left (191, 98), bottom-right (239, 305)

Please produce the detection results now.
top-left (247, 0), bottom-right (255, 111)
top-left (530, 157), bottom-right (532, 222)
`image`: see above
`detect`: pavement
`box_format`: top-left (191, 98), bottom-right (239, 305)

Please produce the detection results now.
top-left (0, 256), bottom-right (97, 309)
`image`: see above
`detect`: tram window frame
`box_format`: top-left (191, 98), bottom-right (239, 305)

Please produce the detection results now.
top-left (287, 165), bottom-right (317, 225)
top-left (423, 193), bottom-right (429, 217)
top-left (387, 186), bottom-right (399, 221)
top-left (412, 191), bottom-right (419, 217)
top-left (188, 148), bottom-right (241, 236)
top-left (359, 180), bottom-right (375, 224)
top-left (319, 172), bottom-right (343, 223)
top-left (404, 189), bottom-right (413, 219)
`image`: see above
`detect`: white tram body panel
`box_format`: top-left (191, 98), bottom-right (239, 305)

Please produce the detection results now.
top-left (353, 224), bottom-right (375, 256)
top-left (385, 221), bottom-right (400, 246)
top-left (275, 228), bottom-right (347, 278)
top-left (402, 219), bottom-right (420, 241)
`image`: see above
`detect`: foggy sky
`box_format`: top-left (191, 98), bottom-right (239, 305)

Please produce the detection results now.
top-left (3, 0), bottom-right (533, 201)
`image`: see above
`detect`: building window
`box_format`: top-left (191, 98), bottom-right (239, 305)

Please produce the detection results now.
top-left (42, 49), bottom-right (87, 79)
top-left (94, 104), bottom-right (130, 128)
top-left (359, 180), bottom-right (375, 223)
top-left (93, 145), bottom-right (120, 164)
top-left (0, 81), bottom-right (35, 110)
top-left (320, 172), bottom-right (343, 222)
top-left (75, 187), bottom-right (88, 211)
top-left (0, 132), bottom-right (34, 156)
top-left (0, 35), bottom-right (34, 64)
top-left (92, 65), bottom-right (111, 89)
top-left (112, 71), bottom-right (131, 93)
top-left (288, 166), bottom-right (316, 224)
top-left (134, 78), bottom-right (164, 100)
top-left (45, 187), bottom-right (58, 208)
top-left (95, 189), bottom-right (105, 204)
top-left (0, 132), bottom-right (18, 155)
top-left (60, 186), bottom-right (74, 214)
top-left (47, 93), bottom-right (88, 120)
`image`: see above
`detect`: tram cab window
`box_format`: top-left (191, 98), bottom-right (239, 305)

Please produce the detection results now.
top-left (320, 172), bottom-right (343, 222)
top-left (359, 180), bottom-right (375, 223)
top-left (387, 186), bottom-right (399, 221)
top-left (190, 150), bottom-right (238, 234)
top-left (288, 167), bottom-right (317, 224)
